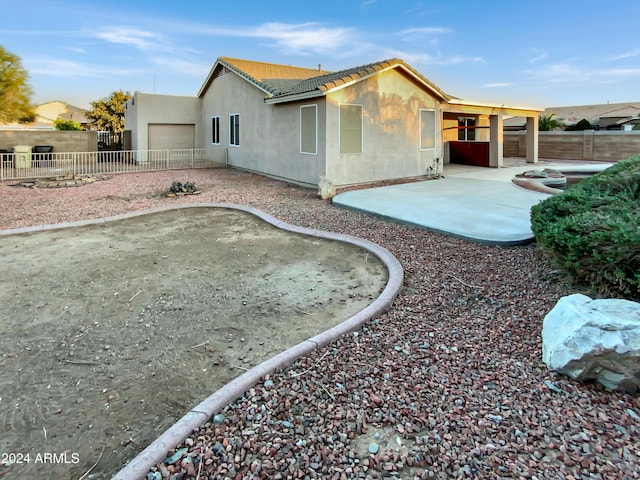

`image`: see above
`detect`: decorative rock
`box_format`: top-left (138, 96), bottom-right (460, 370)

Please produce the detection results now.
top-left (147, 472), bottom-right (162, 480)
top-left (263, 379), bottom-right (274, 388)
top-left (164, 448), bottom-right (188, 465)
top-left (542, 293), bottom-right (640, 392)
top-left (368, 442), bottom-right (379, 454)
top-left (213, 413), bottom-right (226, 424)
top-left (318, 176), bottom-right (336, 200)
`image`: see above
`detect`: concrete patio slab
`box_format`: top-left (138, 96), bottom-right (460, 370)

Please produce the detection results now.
top-left (333, 176), bottom-right (551, 245)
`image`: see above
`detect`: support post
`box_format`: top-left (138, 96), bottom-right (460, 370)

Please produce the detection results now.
top-left (489, 114), bottom-right (504, 168)
top-left (526, 116), bottom-right (539, 164)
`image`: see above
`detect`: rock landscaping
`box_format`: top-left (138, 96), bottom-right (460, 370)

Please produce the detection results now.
top-left (0, 168), bottom-right (639, 479)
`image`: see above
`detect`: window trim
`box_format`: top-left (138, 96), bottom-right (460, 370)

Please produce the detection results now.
top-left (229, 113), bottom-right (240, 147)
top-left (419, 109), bottom-right (437, 151)
top-left (458, 116), bottom-right (476, 141)
top-left (211, 116), bottom-right (220, 145)
top-left (300, 104), bottom-right (318, 155)
top-left (339, 103), bottom-right (363, 155)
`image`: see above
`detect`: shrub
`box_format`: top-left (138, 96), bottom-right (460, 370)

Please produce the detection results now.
top-left (169, 181), bottom-right (197, 194)
top-left (574, 118), bottom-right (593, 130)
top-left (54, 118), bottom-right (83, 131)
top-left (531, 155), bottom-right (640, 300)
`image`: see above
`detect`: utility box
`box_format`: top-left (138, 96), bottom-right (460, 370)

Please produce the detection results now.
top-left (14, 145), bottom-right (32, 168)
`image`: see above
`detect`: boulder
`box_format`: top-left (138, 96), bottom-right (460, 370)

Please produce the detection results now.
top-left (318, 176), bottom-right (336, 200)
top-left (542, 293), bottom-right (640, 392)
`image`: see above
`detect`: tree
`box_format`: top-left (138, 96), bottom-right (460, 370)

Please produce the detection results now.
top-left (538, 113), bottom-right (565, 131)
top-left (0, 45), bottom-right (35, 123)
top-left (575, 118), bottom-right (593, 131)
top-left (54, 118), bottom-right (83, 131)
top-left (86, 90), bottom-right (131, 139)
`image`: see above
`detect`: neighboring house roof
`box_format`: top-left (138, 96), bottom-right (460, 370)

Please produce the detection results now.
top-left (545, 102), bottom-right (640, 125)
top-left (34, 100), bottom-right (91, 125)
top-left (504, 102), bottom-right (640, 129)
top-left (0, 100), bottom-right (91, 129)
top-left (198, 57), bottom-right (452, 104)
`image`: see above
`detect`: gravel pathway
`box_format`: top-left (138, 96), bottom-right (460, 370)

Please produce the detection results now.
top-left (2, 168), bottom-right (638, 479)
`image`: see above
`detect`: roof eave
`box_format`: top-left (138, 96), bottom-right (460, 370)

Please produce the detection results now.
top-left (320, 62), bottom-right (451, 102)
top-left (447, 98), bottom-right (544, 114)
top-left (198, 58), bottom-right (273, 98)
top-left (265, 91), bottom-right (325, 104)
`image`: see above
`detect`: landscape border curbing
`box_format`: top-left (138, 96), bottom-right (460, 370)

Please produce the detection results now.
top-left (0, 203), bottom-right (404, 480)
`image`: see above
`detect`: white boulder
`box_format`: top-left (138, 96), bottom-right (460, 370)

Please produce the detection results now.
top-left (542, 293), bottom-right (640, 392)
top-left (318, 176), bottom-right (336, 200)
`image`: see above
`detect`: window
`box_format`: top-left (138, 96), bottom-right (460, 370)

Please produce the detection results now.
top-left (420, 109), bottom-right (436, 150)
top-left (339, 104), bottom-right (362, 154)
top-left (300, 105), bottom-right (317, 154)
top-left (229, 113), bottom-right (240, 146)
top-left (458, 116), bottom-right (476, 141)
top-left (211, 116), bottom-right (220, 144)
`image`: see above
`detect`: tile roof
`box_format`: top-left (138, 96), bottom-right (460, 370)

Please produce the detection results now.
top-left (280, 58), bottom-right (451, 102)
top-left (219, 57), bottom-right (331, 96)
top-left (209, 57), bottom-right (451, 102)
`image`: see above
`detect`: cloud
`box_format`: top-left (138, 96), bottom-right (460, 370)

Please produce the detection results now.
top-left (382, 48), bottom-right (484, 66)
top-left (525, 62), bottom-right (640, 84)
top-left (399, 27), bottom-right (453, 43)
top-left (24, 57), bottom-right (143, 78)
top-left (483, 82), bottom-right (512, 88)
top-left (400, 27), bottom-right (453, 36)
top-left (94, 27), bottom-right (165, 51)
top-left (92, 26), bottom-right (198, 58)
top-left (65, 46), bottom-right (87, 54)
top-left (529, 49), bottom-right (548, 63)
top-left (250, 22), bottom-right (355, 55)
top-left (611, 49), bottom-right (640, 60)
top-left (193, 22), bottom-right (356, 56)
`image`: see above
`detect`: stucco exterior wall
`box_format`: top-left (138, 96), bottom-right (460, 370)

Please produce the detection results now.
top-left (0, 130), bottom-right (97, 152)
top-left (124, 93), bottom-right (201, 150)
top-left (200, 71), bottom-right (326, 186)
top-left (324, 69), bottom-right (442, 186)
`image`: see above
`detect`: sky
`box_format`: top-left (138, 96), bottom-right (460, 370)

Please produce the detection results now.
top-left (2, 0), bottom-right (640, 110)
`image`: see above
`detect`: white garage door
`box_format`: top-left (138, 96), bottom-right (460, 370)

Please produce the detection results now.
top-left (148, 124), bottom-right (195, 150)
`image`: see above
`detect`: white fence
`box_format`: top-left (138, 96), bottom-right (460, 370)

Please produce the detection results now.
top-left (0, 148), bottom-right (228, 181)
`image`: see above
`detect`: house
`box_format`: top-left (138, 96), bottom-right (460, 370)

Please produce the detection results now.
top-left (124, 57), bottom-right (541, 187)
top-left (0, 101), bottom-right (92, 131)
top-left (504, 102), bottom-right (640, 131)
top-left (34, 101), bottom-right (92, 129)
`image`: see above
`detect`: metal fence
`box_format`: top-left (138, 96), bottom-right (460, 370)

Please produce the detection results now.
top-left (0, 148), bottom-right (228, 181)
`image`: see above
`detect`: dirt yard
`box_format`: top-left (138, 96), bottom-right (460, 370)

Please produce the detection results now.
top-left (0, 207), bottom-right (387, 479)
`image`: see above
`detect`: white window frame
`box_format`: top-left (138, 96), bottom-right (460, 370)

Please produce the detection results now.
top-left (229, 113), bottom-right (240, 147)
top-left (458, 116), bottom-right (476, 141)
top-left (300, 104), bottom-right (317, 155)
top-left (339, 103), bottom-right (363, 154)
top-left (419, 109), bottom-right (436, 150)
top-left (211, 116), bottom-right (220, 145)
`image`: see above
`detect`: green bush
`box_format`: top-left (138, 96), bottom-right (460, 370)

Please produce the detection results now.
top-left (531, 155), bottom-right (640, 300)
top-left (54, 118), bottom-right (83, 131)
top-left (574, 118), bottom-right (593, 131)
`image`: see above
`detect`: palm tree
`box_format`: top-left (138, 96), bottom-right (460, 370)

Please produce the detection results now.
top-left (539, 113), bottom-right (565, 131)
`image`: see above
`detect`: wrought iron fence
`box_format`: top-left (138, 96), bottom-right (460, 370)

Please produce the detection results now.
top-left (0, 148), bottom-right (228, 181)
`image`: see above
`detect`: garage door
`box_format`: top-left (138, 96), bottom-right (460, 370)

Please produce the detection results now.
top-left (148, 124), bottom-right (195, 150)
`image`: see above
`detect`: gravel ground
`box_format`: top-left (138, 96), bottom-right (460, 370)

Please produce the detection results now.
top-left (2, 168), bottom-right (639, 480)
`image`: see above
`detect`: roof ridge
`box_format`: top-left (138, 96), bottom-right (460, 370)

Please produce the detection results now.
top-left (220, 56), bottom-right (332, 76)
